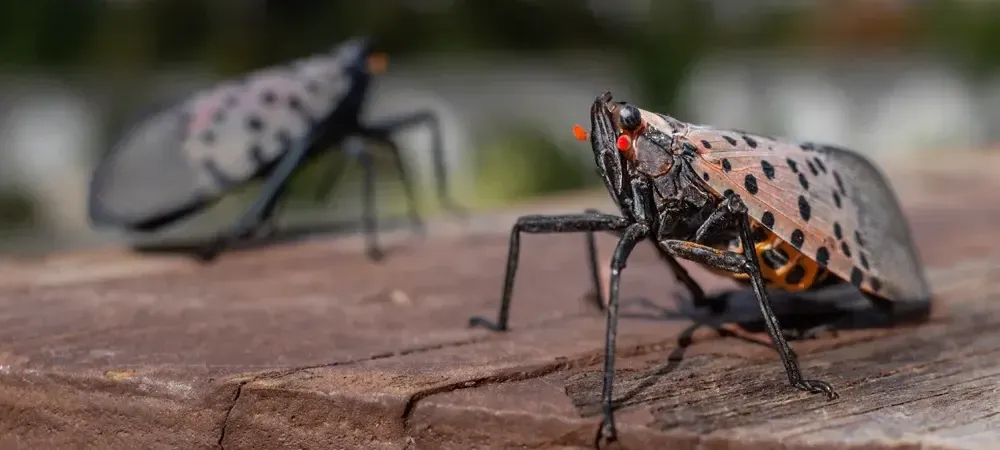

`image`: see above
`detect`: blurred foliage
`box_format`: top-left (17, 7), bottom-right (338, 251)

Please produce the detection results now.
top-left (472, 125), bottom-right (599, 206)
top-left (3, 0), bottom-right (997, 110)
top-left (2, 0), bottom-right (1000, 230)
top-left (0, 191), bottom-right (36, 229)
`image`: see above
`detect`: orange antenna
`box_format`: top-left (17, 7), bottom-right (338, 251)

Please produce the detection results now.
top-left (572, 124), bottom-right (588, 141)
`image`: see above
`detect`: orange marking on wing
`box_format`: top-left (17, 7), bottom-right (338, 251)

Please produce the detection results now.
top-left (572, 124), bottom-right (588, 141)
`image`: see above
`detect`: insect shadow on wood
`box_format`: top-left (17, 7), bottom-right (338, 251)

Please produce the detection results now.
top-left (87, 37), bottom-right (465, 263)
top-left (468, 92), bottom-right (933, 447)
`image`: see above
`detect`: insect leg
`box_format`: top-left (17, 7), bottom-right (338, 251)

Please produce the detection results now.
top-left (693, 190), bottom-right (742, 244)
top-left (344, 136), bottom-right (385, 261)
top-left (196, 139), bottom-right (314, 261)
top-left (468, 212), bottom-right (631, 332)
top-left (364, 110), bottom-right (466, 217)
top-left (356, 129), bottom-right (425, 237)
top-left (596, 222), bottom-right (650, 447)
top-left (312, 153), bottom-right (349, 203)
top-left (582, 209), bottom-right (708, 312)
top-left (734, 212), bottom-right (838, 399)
top-left (658, 236), bottom-right (837, 398)
top-left (583, 209), bottom-right (607, 311)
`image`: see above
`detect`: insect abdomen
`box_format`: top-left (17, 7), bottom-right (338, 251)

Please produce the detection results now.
top-left (707, 222), bottom-right (830, 291)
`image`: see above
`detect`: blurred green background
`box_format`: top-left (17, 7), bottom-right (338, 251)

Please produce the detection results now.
top-left (1, 0), bottom-right (999, 253)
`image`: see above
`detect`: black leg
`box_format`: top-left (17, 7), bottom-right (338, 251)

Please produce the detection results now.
top-left (658, 240), bottom-right (748, 273)
top-left (352, 139), bottom-right (384, 262)
top-left (195, 140), bottom-right (313, 261)
top-left (468, 213), bottom-right (631, 332)
top-left (693, 190), bottom-right (742, 244)
top-left (357, 130), bottom-right (425, 237)
top-left (735, 212), bottom-right (838, 399)
top-left (365, 110), bottom-right (465, 217)
top-left (312, 153), bottom-right (349, 203)
top-left (656, 236), bottom-right (837, 398)
top-left (582, 210), bottom-right (708, 313)
top-left (595, 222), bottom-right (650, 447)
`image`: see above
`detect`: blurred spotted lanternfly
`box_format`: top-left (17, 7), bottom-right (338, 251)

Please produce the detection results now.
top-left (471, 92), bottom-right (931, 445)
top-left (88, 37), bottom-right (464, 262)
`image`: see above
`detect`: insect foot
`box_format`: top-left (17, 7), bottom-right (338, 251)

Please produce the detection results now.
top-left (466, 316), bottom-right (507, 332)
top-left (594, 415), bottom-right (618, 449)
top-left (795, 379), bottom-right (839, 400)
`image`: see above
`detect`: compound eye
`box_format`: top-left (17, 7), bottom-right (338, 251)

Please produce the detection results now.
top-left (618, 104), bottom-right (642, 131)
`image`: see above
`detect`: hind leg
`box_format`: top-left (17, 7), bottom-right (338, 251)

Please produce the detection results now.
top-left (195, 140), bottom-right (314, 261)
top-left (363, 110), bottom-right (465, 218)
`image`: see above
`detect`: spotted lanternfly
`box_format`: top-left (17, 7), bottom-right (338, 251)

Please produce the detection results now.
top-left (88, 37), bottom-right (464, 262)
top-left (469, 92), bottom-right (932, 445)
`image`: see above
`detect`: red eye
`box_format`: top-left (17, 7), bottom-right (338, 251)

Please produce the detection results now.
top-left (616, 135), bottom-right (631, 152)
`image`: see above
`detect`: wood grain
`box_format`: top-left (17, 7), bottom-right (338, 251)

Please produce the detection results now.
top-left (1, 151), bottom-right (1000, 450)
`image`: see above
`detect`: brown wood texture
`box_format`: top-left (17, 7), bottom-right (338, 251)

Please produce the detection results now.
top-left (1, 150), bottom-right (999, 449)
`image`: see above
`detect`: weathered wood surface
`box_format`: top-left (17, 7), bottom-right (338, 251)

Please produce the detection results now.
top-left (2, 151), bottom-right (1000, 449)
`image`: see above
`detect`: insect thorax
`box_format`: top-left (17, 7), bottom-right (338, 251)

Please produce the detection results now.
top-left (706, 221), bottom-right (832, 292)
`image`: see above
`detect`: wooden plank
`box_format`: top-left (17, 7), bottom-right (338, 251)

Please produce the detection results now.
top-left (1, 151), bottom-right (999, 449)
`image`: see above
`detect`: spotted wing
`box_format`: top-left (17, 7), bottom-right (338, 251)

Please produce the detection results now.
top-left (683, 127), bottom-right (930, 303)
top-left (88, 41), bottom-right (361, 231)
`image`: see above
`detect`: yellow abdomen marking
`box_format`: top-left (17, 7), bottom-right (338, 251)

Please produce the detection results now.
top-left (707, 223), bottom-right (830, 291)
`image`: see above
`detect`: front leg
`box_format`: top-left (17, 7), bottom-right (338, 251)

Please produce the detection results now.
top-left (195, 139), bottom-right (313, 262)
top-left (582, 209), bottom-right (706, 313)
top-left (595, 222), bottom-right (650, 447)
top-left (468, 212), bottom-right (631, 332)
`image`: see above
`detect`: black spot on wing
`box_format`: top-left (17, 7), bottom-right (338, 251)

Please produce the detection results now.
top-left (761, 211), bottom-right (775, 228)
top-left (860, 252), bottom-right (871, 270)
top-left (786, 158), bottom-right (799, 173)
top-left (246, 115), bottom-right (264, 132)
top-left (816, 247), bottom-right (830, 266)
top-left (798, 195), bottom-right (811, 222)
top-left (798, 173), bottom-right (809, 190)
top-left (742, 135), bottom-right (757, 148)
top-left (724, 136), bottom-right (738, 146)
top-left (722, 159), bottom-right (732, 172)
top-left (761, 249), bottom-right (783, 270)
top-left (833, 171), bottom-right (846, 195)
top-left (702, 172), bottom-right (710, 181)
top-left (701, 140), bottom-right (712, 149)
top-left (761, 160), bottom-right (776, 180)
top-left (841, 241), bottom-right (852, 258)
top-left (261, 90), bottom-right (277, 105)
top-left (833, 191), bottom-right (842, 208)
top-left (850, 267), bottom-right (863, 287)
top-left (744, 174), bottom-right (759, 195)
top-left (814, 157), bottom-right (827, 173)
top-left (785, 264), bottom-right (806, 284)
top-left (790, 229), bottom-right (804, 248)
top-left (833, 222), bottom-right (843, 239)
top-left (807, 160), bottom-right (818, 176)
top-left (200, 130), bottom-right (216, 145)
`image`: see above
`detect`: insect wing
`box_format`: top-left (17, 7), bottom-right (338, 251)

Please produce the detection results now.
top-left (685, 128), bottom-right (930, 303)
top-left (89, 46), bottom-right (356, 231)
